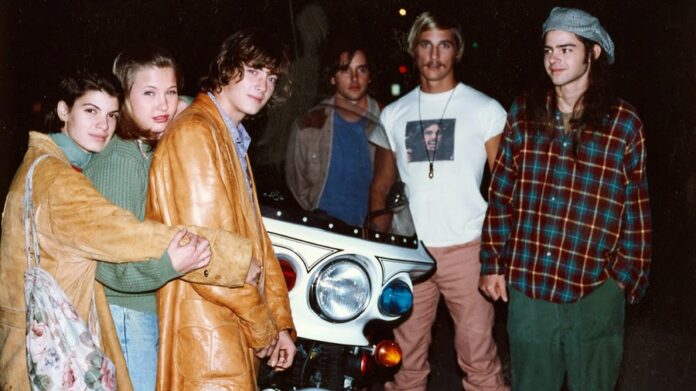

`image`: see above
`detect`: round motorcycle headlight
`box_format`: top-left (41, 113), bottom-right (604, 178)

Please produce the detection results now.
top-left (378, 279), bottom-right (413, 317)
top-left (313, 260), bottom-right (370, 322)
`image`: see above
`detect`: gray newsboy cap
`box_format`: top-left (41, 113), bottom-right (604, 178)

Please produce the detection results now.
top-left (542, 7), bottom-right (615, 64)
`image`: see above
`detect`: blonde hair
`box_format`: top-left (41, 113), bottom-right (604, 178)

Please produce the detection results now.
top-left (112, 44), bottom-right (181, 145)
top-left (406, 12), bottom-right (464, 62)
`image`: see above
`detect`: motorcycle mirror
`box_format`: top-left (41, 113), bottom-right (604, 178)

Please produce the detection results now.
top-left (365, 180), bottom-right (409, 222)
top-left (385, 181), bottom-right (408, 212)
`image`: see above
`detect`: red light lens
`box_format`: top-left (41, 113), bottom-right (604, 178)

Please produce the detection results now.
top-left (278, 258), bottom-right (296, 291)
top-left (360, 350), bottom-right (369, 376)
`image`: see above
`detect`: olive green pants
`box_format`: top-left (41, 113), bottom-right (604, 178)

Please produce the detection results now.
top-left (508, 279), bottom-right (625, 391)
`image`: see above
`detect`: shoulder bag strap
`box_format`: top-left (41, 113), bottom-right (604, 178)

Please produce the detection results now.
top-left (21, 154), bottom-right (103, 344)
top-left (23, 154), bottom-right (50, 269)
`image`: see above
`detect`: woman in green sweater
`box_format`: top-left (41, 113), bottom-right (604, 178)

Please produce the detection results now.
top-left (83, 45), bottom-right (184, 391)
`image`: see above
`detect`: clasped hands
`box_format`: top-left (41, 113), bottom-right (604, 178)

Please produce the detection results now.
top-left (254, 329), bottom-right (296, 371)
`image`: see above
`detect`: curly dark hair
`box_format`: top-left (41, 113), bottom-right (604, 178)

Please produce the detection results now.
top-left (200, 28), bottom-right (291, 107)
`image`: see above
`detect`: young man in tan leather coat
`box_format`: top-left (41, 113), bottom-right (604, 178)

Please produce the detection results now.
top-left (147, 29), bottom-right (296, 390)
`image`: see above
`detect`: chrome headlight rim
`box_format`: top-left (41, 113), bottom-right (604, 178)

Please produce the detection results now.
top-left (310, 258), bottom-right (371, 323)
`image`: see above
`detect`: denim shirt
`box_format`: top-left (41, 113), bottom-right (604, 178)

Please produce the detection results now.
top-left (207, 92), bottom-right (253, 200)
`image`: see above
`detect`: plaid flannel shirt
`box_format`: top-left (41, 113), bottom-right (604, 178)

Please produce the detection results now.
top-left (481, 94), bottom-right (652, 304)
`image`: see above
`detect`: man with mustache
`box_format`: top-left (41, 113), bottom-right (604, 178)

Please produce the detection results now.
top-left (480, 8), bottom-right (651, 390)
top-left (372, 11), bottom-right (508, 391)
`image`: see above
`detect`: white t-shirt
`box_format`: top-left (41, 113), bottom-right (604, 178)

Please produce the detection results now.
top-left (375, 83), bottom-right (506, 246)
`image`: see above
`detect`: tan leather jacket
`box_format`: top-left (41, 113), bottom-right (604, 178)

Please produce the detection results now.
top-left (0, 132), bottom-right (252, 390)
top-left (148, 93), bottom-right (295, 391)
top-left (285, 96), bottom-right (384, 211)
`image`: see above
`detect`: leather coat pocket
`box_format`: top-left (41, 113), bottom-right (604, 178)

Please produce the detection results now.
top-left (176, 299), bottom-right (248, 379)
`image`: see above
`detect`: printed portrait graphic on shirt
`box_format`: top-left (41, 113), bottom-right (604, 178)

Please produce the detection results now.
top-left (405, 119), bottom-right (455, 163)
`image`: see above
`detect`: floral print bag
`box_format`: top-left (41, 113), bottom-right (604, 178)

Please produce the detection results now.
top-left (23, 155), bottom-right (117, 391)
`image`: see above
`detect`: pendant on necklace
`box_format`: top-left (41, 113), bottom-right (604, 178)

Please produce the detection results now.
top-left (429, 162), bottom-right (434, 179)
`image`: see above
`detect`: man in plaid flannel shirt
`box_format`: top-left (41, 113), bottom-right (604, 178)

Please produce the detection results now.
top-left (479, 7), bottom-right (652, 391)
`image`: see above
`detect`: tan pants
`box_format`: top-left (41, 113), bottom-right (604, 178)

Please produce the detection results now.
top-left (385, 239), bottom-right (508, 391)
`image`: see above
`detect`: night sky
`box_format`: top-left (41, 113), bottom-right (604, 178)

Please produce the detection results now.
top-left (1, 1), bottom-right (694, 388)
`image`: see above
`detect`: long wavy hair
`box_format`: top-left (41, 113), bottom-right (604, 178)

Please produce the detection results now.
top-left (528, 34), bottom-right (614, 154)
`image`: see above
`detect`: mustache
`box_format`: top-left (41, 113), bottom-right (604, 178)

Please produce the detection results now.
top-left (425, 61), bottom-right (445, 68)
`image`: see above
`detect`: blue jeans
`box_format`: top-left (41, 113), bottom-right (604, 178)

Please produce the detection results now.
top-left (109, 304), bottom-right (158, 391)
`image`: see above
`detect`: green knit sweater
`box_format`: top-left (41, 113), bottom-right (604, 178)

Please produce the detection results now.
top-left (84, 136), bottom-right (181, 313)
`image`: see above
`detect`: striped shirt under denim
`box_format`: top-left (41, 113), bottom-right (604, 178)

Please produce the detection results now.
top-left (481, 94), bottom-right (652, 304)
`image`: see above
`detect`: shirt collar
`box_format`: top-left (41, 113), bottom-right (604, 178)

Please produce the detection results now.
top-left (207, 92), bottom-right (252, 149)
top-left (208, 92), bottom-right (238, 128)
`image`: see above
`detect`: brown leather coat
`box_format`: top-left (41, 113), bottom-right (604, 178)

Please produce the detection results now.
top-left (0, 132), bottom-right (253, 390)
top-left (147, 94), bottom-right (294, 391)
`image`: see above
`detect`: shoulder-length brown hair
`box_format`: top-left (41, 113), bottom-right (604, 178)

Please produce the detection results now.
top-left (200, 28), bottom-right (291, 107)
top-left (528, 34), bottom-right (614, 155)
top-left (112, 44), bottom-right (182, 147)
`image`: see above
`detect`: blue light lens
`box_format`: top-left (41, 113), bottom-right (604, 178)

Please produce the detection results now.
top-left (379, 279), bottom-right (413, 316)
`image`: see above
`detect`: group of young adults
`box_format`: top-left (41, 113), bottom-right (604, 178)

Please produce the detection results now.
top-left (1, 29), bottom-right (293, 390)
top-left (0, 5), bottom-right (650, 391)
top-left (287, 6), bottom-right (651, 391)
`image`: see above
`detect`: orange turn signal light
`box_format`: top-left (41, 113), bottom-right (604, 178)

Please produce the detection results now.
top-left (374, 340), bottom-right (402, 367)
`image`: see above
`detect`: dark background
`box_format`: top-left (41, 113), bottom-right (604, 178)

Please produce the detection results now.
top-left (1, 1), bottom-right (694, 389)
